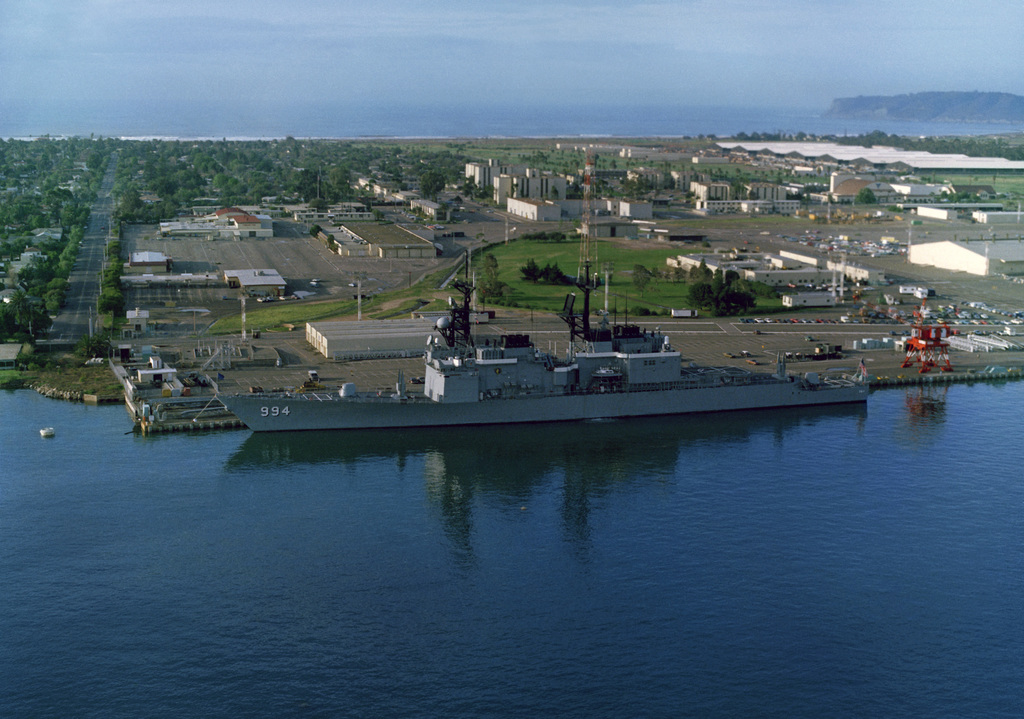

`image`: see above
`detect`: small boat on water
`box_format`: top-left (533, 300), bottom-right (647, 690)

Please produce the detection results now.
top-left (39, 427), bottom-right (55, 438)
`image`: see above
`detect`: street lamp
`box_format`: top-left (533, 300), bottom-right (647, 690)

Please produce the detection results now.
top-left (602, 262), bottom-right (614, 313)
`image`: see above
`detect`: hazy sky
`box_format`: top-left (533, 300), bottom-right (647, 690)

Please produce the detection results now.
top-left (3, 0), bottom-right (1022, 132)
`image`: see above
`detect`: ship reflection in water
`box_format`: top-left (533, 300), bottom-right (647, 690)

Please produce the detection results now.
top-left (901, 386), bottom-right (949, 445)
top-left (226, 404), bottom-right (867, 559)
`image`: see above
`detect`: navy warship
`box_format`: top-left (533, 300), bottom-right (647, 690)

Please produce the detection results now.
top-left (217, 267), bottom-right (868, 433)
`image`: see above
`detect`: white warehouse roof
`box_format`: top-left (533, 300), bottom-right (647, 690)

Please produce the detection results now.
top-left (717, 141), bottom-right (1024, 171)
top-left (909, 239), bottom-right (1024, 276)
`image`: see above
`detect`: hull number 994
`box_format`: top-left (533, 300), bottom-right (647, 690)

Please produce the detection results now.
top-left (260, 406), bottom-right (291, 417)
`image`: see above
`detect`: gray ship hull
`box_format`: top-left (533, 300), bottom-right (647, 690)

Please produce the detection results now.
top-left (219, 379), bottom-right (868, 433)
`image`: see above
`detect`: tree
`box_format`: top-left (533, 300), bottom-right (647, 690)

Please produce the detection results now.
top-left (115, 187), bottom-right (143, 220)
top-left (856, 187), bottom-right (877, 204)
top-left (419, 170), bottom-right (446, 200)
top-left (713, 288), bottom-right (756, 316)
top-left (689, 259), bottom-right (713, 284)
top-left (688, 282), bottom-right (716, 310)
top-left (482, 254), bottom-right (499, 285)
top-left (632, 264), bottom-right (653, 297)
top-left (76, 330), bottom-right (112, 359)
top-left (2, 289), bottom-right (51, 341)
top-left (520, 258), bottom-right (541, 282)
top-left (479, 253), bottom-right (509, 299)
top-left (6, 290), bottom-right (32, 330)
top-left (538, 262), bottom-right (569, 285)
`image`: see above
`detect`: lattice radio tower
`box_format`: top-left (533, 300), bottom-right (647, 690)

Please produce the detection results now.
top-left (578, 147), bottom-right (596, 286)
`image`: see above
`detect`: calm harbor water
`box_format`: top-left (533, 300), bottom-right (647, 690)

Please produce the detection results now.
top-left (2, 384), bottom-right (1023, 718)
top-left (3, 101), bottom-right (1017, 139)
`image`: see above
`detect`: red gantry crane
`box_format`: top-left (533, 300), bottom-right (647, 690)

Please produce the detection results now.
top-left (900, 299), bottom-right (955, 374)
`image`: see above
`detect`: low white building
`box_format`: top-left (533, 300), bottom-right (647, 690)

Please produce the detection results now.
top-left (916, 206), bottom-right (959, 221)
top-left (223, 269), bottom-right (287, 297)
top-left (410, 198), bottom-right (442, 219)
top-left (507, 197), bottom-right (562, 222)
top-left (889, 183), bottom-right (948, 202)
top-left (824, 258), bottom-right (885, 284)
top-left (696, 199), bottom-right (799, 215)
top-left (616, 199), bottom-right (653, 220)
top-left (783, 292), bottom-right (837, 308)
top-left (973, 210), bottom-right (1024, 225)
top-left (127, 251), bottom-right (172, 273)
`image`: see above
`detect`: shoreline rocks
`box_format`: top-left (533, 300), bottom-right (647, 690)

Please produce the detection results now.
top-left (30, 383), bottom-right (85, 403)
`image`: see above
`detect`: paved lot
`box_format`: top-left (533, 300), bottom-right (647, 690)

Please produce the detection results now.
top-left (121, 219), bottom-right (455, 335)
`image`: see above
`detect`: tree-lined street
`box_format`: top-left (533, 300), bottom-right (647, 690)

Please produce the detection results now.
top-left (45, 153), bottom-right (117, 346)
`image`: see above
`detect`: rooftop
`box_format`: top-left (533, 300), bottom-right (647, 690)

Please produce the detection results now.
top-left (718, 141), bottom-right (1024, 171)
top-left (223, 268), bottom-right (285, 286)
top-left (343, 223), bottom-right (434, 247)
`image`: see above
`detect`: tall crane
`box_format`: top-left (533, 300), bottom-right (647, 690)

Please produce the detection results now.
top-left (900, 299), bottom-right (955, 373)
top-left (854, 295), bottom-right (956, 374)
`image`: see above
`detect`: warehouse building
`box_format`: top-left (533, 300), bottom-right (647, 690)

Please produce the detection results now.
top-left (337, 223), bottom-right (437, 259)
top-left (909, 239), bottom-right (1024, 276)
top-left (306, 318), bottom-right (438, 360)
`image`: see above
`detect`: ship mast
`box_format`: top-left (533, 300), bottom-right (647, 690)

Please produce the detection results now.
top-left (438, 257), bottom-right (475, 350)
top-left (561, 147), bottom-right (599, 346)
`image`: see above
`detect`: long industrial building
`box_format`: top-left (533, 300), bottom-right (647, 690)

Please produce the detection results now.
top-left (306, 318), bottom-right (438, 360)
top-left (909, 239), bottom-right (1024, 276)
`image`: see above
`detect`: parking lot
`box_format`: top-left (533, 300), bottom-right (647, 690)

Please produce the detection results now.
top-left (121, 219), bottom-right (457, 335)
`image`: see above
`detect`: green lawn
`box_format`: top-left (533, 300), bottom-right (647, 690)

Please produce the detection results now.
top-left (0, 370), bottom-right (25, 389)
top-left (209, 297), bottom-right (361, 334)
top-left (476, 237), bottom-right (707, 313)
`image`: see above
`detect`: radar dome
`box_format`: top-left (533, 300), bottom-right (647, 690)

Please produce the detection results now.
top-left (436, 316), bottom-right (451, 330)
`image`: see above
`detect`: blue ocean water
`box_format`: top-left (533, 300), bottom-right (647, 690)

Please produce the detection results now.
top-left (3, 101), bottom-right (1018, 139)
top-left (2, 384), bottom-right (1023, 718)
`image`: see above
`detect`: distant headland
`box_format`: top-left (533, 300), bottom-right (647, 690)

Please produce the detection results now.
top-left (825, 91), bottom-right (1024, 123)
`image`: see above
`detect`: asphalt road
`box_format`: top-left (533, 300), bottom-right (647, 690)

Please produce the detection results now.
top-left (46, 153), bottom-right (118, 346)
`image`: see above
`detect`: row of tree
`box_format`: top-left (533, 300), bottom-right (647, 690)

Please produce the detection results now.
top-left (520, 258), bottom-right (570, 285)
top-left (97, 241), bottom-right (125, 316)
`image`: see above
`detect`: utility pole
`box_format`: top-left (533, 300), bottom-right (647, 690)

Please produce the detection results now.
top-left (355, 272), bottom-right (366, 321)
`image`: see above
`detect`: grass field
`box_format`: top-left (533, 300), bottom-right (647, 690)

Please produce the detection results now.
top-left (471, 237), bottom-right (684, 312)
top-left (473, 236), bottom-right (787, 315)
top-left (209, 297), bottom-right (361, 334)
